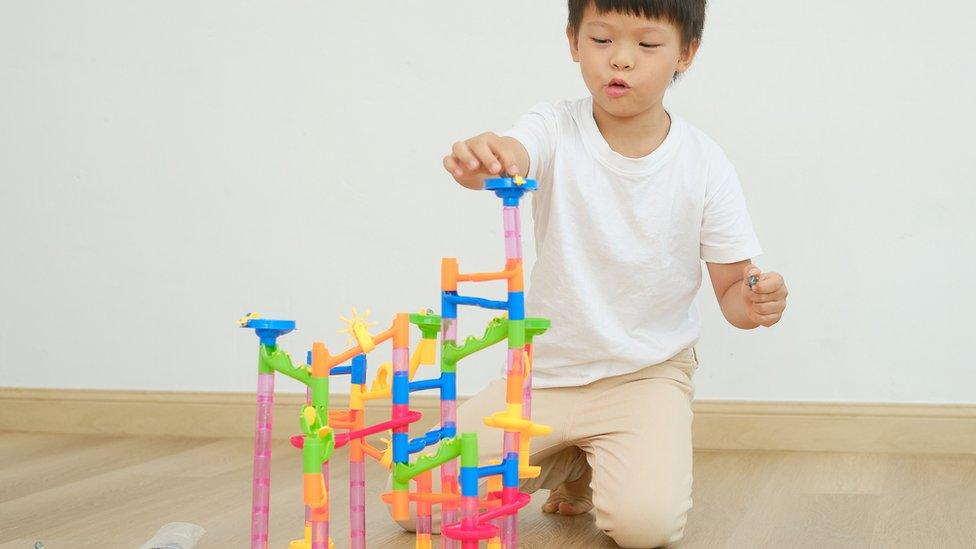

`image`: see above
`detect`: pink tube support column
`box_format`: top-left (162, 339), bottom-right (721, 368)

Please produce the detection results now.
top-left (440, 317), bottom-right (460, 549)
top-left (251, 372), bottom-right (275, 549)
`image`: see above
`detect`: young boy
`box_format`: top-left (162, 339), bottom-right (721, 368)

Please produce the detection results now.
top-left (431, 1), bottom-right (788, 547)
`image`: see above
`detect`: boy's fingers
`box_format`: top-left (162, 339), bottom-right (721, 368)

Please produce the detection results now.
top-left (470, 140), bottom-right (501, 174)
top-left (443, 155), bottom-right (464, 177)
top-left (753, 300), bottom-right (785, 315)
top-left (748, 287), bottom-right (787, 303)
top-left (748, 310), bottom-right (782, 327)
top-left (754, 272), bottom-right (786, 294)
top-left (743, 264), bottom-right (762, 291)
top-left (452, 141), bottom-right (479, 171)
top-left (489, 141), bottom-right (519, 176)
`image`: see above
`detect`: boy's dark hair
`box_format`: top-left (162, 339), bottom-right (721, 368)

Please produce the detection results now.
top-left (567, 0), bottom-right (706, 50)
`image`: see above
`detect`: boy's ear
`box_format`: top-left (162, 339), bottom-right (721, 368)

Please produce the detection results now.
top-left (676, 38), bottom-right (701, 74)
top-left (566, 25), bottom-right (580, 62)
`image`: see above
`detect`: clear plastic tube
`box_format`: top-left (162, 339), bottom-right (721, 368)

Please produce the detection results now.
top-left (349, 459), bottom-right (366, 549)
top-left (311, 518), bottom-right (329, 549)
top-left (304, 386), bottom-right (313, 531)
top-left (440, 317), bottom-right (460, 549)
top-left (251, 373), bottom-right (274, 549)
top-left (502, 206), bottom-right (522, 260)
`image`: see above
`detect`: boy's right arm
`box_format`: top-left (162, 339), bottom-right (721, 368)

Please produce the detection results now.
top-left (443, 132), bottom-right (530, 190)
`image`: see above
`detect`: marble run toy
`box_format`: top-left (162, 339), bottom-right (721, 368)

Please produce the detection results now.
top-left (241, 177), bottom-right (550, 549)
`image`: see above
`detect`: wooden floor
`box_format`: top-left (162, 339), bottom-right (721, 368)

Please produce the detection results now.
top-left (2, 432), bottom-right (975, 548)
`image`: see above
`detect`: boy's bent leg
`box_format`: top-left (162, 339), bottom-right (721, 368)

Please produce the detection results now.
top-left (579, 351), bottom-right (697, 548)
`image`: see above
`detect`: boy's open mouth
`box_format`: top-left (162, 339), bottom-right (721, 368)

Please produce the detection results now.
top-left (605, 78), bottom-right (631, 98)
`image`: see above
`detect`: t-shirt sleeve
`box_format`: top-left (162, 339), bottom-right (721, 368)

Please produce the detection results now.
top-left (700, 151), bottom-right (763, 263)
top-left (499, 102), bottom-right (558, 183)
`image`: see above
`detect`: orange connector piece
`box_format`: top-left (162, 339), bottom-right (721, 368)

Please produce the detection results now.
top-left (442, 258), bottom-right (459, 291)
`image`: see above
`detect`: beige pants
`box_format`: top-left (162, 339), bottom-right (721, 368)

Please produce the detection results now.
top-left (393, 348), bottom-right (698, 548)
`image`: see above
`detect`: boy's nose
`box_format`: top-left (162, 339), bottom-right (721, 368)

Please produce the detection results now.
top-left (611, 52), bottom-right (633, 70)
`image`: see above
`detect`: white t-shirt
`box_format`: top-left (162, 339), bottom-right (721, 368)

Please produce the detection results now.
top-left (502, 96), bottom-right (762, 388)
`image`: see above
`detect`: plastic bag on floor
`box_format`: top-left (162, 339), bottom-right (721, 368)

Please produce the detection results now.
top-left (138, 522), bottom-right (205, 549)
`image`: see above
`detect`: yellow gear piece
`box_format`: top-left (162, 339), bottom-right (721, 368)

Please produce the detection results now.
top-left (238, 312), bottom-right (261, 327)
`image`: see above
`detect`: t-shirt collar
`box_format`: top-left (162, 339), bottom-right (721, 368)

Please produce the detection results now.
top-left (576, 96), bottom-right (682, 176)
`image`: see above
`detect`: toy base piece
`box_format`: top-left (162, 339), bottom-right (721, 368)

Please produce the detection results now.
top-left (442, 521), bottom-right (499, 542)
top-left (289, 533), bottom-right (334, 549)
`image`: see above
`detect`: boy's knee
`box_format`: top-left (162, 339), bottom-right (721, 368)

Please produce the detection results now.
top-left (596, 498), bottom-right (689, 548)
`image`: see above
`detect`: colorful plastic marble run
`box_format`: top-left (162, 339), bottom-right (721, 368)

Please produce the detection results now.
top-left (240, 177), bottom-right (551, 549)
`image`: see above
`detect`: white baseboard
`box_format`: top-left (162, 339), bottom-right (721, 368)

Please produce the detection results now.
top-left (2, 388), bottom-right (974, 454)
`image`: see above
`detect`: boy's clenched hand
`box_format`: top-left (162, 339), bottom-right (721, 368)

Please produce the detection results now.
top-left (444, 132), bottom-right (529, 190)
top-left (742, 265), bottom-right (788, 327)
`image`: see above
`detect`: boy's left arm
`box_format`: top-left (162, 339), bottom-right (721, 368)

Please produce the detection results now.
top-left (706, 260), bottom-right (788, 329)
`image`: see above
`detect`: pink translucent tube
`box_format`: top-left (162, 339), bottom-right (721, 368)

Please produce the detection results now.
top-left (311, 517), bottom-right (328, 549)
top-left (350, 459), bottom-right (366, 549)
top-left (502, 206), bottom-right (523, 260)
top-left (522, 345), bottom-right (533, 420)
top-left (502, 205), bottom-right (524, 549)
top-left (503, 348), bottom-right (523, 459)
top-left (251, 373), bottom-right (274, 549)
top-left (440, 317), bottom-right (459, 549)
top-left (304, 387), bottom-right (313, 530)
top-left (461, 496), bottom-right (479, 549)
top-left (416, 471), bottom-right (433, 544)
top-left (502, 514), bottom-right (517, 548)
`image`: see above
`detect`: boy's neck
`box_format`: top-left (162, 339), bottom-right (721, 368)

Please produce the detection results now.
top-left (592, 101), bottom-right (671, 159)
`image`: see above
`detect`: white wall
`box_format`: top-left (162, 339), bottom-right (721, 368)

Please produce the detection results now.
top-left (2, 1), bottom-right (973, 402)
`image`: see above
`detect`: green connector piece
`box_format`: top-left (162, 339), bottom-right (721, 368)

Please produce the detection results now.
top-left (392, 436), bottom-right (462, 484)
top-left (459, 433), bottom-right (479, 468)
top-left (303, 437), bottom-right (324, 473)
top-left (309, 377), bottom-right (329, 408)
top-left (301, 432), bottom-right (335, 472)
top-left (299, 406), bottom-right (335, 471)
top-left (441, 316), bottom-right (509, 371)
top-left (259, 344), bottom-right (311, 384)
top-left (508, 320), bottom-right (525, 348)
top-left (409, 311), bottom-right (443, 340)
top-left (524, 317), bottom-right (551, 344)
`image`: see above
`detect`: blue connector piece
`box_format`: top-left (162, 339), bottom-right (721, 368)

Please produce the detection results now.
top-left (502, 452), bottom-right (519, 487)
top-left (326, 354), bottom-right (368, 380)
top-left (442, 292), bottom-right (458, 320)
top-left (409, 376), bottom-right (444, 393)
top-left (474, 453), bottom-right (519, 488)
top-left (244, 318), bottom-right (296, 346)
top-left (392, 371), bottom-right (409, 405)
top-left (407, 426), bottom-right (451, 454)
top-left (392, 432), bottom-right (409, 463)
top-left (351, 354), bottom-right (367, 384)
top-left (441, 372), bottom-right (457, 401)
top-left (460, 466), bottom-right (479, 497)
top-left (507, 291), bottom-right (525, 321)
top-left (485, 177), bottom-right (538, 207)
top-left (443, 292), bottom-right (508, 311)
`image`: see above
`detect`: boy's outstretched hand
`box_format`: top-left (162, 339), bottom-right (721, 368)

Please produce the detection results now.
top-left (742, 264), bottom-right (788, 328)
top-left (444, 132), bottom-right (529, 190)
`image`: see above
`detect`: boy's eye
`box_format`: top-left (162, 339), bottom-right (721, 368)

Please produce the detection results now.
top-left (590, 37), bottom-right (610, 44)
top-left (639, 43), bottom-right (663, 49)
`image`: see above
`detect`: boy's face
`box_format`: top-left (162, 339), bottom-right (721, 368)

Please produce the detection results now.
top-left (568, 5), bottom-right (699, 121)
